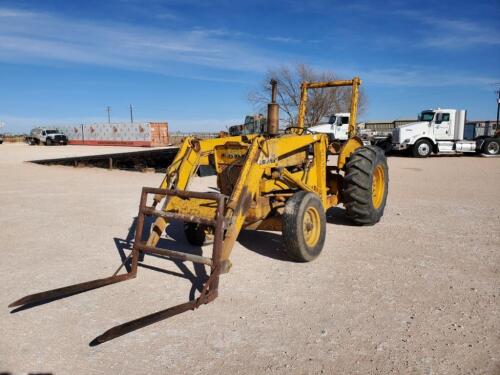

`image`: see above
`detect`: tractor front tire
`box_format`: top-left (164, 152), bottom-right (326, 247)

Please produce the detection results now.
top-left (184, 223), bottom-right (212, 246)
top-left (343, 146), bottom-right (388, 225)
top-left (282, 191), bottom-right (326, 262)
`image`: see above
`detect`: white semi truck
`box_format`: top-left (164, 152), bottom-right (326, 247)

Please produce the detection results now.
top-left (392, 108), bottom-right (500, 157)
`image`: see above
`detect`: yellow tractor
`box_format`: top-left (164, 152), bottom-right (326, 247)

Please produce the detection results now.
top-left (10, 77), bottom-right (388, 344)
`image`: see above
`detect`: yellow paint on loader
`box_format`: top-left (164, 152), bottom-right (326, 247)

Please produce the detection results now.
top-left (145, 76), bottom-right (387, 271)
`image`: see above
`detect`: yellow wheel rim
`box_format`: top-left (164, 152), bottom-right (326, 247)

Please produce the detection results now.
top-left (303, 206), bottom-right (321, 247)
top-left (372, 164), bottom-right (385, 209)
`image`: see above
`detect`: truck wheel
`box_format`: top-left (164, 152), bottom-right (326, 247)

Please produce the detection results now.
top-left (343, 146), bottom-right (389, 225)
top-left (482, 138), bottom-right (500, 155)
top-left (184, 223), bottom-right (212, 246)
top-left (412, 139), bottom-right (432, 157)
top-left (282, 191), bottom-right (326, 262)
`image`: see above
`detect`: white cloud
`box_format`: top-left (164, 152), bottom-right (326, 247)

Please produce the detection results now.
top-left (419, 18), bottom-right (500, 49)
top-left (360, 67), bottom-right (497, 87)
top-left (265, 36), bottom-right (301, 43)
top-left (0, 7), bottom-right (284, 78)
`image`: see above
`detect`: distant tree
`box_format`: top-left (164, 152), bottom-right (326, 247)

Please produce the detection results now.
top-left (248, 63), bottom-right (366, 127)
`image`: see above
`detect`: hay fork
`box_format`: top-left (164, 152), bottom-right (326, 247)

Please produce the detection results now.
top-left (10, 187), bottom-right (226, 344)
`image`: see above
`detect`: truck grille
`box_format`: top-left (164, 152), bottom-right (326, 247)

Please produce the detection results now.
top-left (391, 128), bottom-right (400, 143)
top-left (52, 135), bottom-right (67, 142)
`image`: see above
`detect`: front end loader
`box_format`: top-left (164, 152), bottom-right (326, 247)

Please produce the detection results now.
top-left (10, 77), bottom-right (388, 344)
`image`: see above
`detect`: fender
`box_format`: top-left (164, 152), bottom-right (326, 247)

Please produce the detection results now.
top-left (411, 136), bottom-right (437, 153)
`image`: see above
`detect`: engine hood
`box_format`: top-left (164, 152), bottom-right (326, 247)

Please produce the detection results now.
top-left (392, 121), bottom-right (432, 144)
top-left (398, 121), bottom-right (429, 129)
top-left (307, 124), bottom-right (333, 134)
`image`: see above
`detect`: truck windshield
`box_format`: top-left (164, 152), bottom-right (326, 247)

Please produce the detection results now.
top-left (418, 111), bottom-right (435, 121)
top-left (45, 130), bottom-right (59, 134)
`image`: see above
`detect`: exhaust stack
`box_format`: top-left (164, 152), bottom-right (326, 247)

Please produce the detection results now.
top-left (267, 79), bottom-right (279, 136)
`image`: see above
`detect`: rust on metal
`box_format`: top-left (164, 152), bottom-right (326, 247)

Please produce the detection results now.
top-left (136, 243), bottom-right (213, 266)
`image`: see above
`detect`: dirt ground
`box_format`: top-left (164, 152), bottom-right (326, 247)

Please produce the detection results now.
top-left (1, 143), bottom-right (499, 374)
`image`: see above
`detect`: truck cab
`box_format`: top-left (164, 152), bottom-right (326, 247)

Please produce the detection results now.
top-left (307, 113), bottom-right (350, 141)
top-left (228, 114), bottom-right (267, 136)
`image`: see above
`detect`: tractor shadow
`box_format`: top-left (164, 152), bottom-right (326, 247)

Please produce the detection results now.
top-left (237, 207), bottom-right (357, 260)
top-left (111, 206), bottom-right (358, 291)
top-left (113, 216), bottom-right (208, 302)
top-left (238, 230), bottom-right (290, 261)
top-left (326, 206), bottom-right (357, 226)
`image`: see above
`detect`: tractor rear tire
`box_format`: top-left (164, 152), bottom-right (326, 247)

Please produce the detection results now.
top-left (184, 223), bottom-right (211, 246)
top-left (282, 191), bottom-right (326, 262)
top-left (343, 146), bottom-right (388, 225)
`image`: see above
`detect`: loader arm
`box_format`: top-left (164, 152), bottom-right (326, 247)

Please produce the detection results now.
top-left (218, 137), bottom-right (264, 272)
top-left (147, 135), bottom-right (257, 247)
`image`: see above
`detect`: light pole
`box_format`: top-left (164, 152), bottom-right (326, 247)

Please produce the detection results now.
top-left (107, 106), bottom-right (111, 124)
top-left (129, 104), bottom-right (134, 124)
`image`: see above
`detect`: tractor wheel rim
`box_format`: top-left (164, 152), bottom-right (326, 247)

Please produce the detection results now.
top-left (418, 143), bottom-right (429, 155)
top-left (487, 142), bottom-right (499, 154)
top-left (303, 206), bottom-right (321, 247)
top-left (372, 164), bottom-right (385, 209)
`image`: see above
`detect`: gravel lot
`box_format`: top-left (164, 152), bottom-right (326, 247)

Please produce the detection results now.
top-left (1, 143), bottom-right (499, 374)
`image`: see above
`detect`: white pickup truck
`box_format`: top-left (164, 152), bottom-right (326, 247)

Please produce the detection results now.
top-left (26, 127), bottom-right (68, 146)
top-left (392, 108), bottom-right (500, 157)
top-left (307, 113), bottom-right (350, 141)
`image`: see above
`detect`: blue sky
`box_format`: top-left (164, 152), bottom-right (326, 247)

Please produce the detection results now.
top-left (0, 0), bottom-right (499, 133)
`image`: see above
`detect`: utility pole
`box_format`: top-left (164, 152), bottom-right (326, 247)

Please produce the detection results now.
top-left (129, 104), bottom-right (134, 124)
top-left (107, 106), bottom-right (111, 124)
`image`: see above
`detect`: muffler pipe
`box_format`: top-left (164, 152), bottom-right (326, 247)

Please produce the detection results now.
top-left (267, 79), bottom-right (279, 136)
